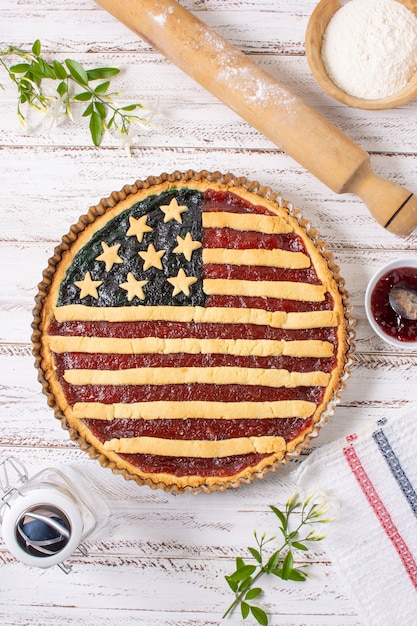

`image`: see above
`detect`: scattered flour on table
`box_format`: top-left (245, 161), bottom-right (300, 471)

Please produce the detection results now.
top-left (321, 0), bottom-right (417, 99)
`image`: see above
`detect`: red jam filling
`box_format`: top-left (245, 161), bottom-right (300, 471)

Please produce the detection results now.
top-left (370, 266), bottom-right (417, 342)
top-left (119, 452), bottom-right (271, 477)
top-left (86, 417), bottom-right (313, 477)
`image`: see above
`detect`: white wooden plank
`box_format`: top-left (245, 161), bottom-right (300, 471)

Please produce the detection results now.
top-left (1, 53), bottom-right (417, 156)
top-left (0, 610), bottom-right (362, 626)
top-left (0, 542), bottom-right (357, 617)
top-left (0, 8), bottom-right (310, 55)
top-left (0, 1), bottom-right (319, 12)
top-left (1, 145), bottom-right (417, 248)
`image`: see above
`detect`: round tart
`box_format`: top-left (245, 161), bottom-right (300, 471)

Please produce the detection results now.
top-left (32, 171), bottom-right (353, 493)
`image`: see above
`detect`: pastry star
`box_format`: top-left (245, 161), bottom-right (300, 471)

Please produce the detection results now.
top-left (119, 273), bottom-right (148, 301)
top-left (167, 268), bottom-right (198, 297)
top-left (126, 215), bottom-right (153, 243)
top-left (160, 198), bottom-right (188, 223)
top-left (74, 272), bottom-right (102, 299)
top-left (173, 232), bottom-right (202, 261)
top-left (138, 243), bottom-right (165, 270)
top-left (95, 242), bottom-right (123, 271)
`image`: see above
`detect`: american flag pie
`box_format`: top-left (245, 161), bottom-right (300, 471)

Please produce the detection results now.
top-left (33, 172), bottom-right (352, 492)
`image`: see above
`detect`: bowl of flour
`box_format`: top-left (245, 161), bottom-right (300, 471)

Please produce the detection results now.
top-left (306, 0), bottom-right (417, 109)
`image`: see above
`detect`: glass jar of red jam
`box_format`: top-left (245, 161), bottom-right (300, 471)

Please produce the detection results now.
top-left (366, 261), bottom-right (417, 345)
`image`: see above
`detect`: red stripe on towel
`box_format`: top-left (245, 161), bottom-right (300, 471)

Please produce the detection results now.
top-left (343, 440), bottom-right (417, 590)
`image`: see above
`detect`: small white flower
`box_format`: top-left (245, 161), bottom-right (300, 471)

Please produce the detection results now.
top-left (304, 488), bottom-right (340, 522)
top-left (22, 95), bottom-right (68, 137)
top-left (44, 96), bottom-right (67, 126)
top-left (117, 129), bottom-right (138, 156)
top-left (143, 97), bottom-right (160, 126)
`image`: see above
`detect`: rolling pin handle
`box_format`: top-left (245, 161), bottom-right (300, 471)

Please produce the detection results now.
top-left (349, 160), bottom-right (417, 236)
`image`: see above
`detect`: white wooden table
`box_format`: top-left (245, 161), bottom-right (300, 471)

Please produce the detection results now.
top-left (1, 1), bottom-right (416, 624)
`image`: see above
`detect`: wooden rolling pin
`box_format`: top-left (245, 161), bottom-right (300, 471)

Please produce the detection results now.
top-left (94, 0), bottom-right (417, 236)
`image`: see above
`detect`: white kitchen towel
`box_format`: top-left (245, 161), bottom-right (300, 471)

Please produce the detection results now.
top-left (295, 410), bottom-right (417, 626)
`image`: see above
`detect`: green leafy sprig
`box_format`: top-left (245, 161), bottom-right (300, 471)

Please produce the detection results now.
top-left (223, 492), bottom-right (333, 626)
top-left (0, 39), bottom-right (152, 147)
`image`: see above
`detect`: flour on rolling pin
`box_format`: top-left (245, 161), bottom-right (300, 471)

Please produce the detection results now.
top-left (151, 4), bottom-right (174, 26)
top-left (322, 0), bottom-right (417, 99)
top-left (217, 63), bottom-right (298, 113)
top-left (169, 15), bottom-right (300, 115)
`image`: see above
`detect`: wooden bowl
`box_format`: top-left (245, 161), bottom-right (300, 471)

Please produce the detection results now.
top-left (305, 0), bottom-right (417, 110)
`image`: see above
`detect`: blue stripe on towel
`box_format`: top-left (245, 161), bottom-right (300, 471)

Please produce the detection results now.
top-left (373, 424), bottom-right (417, 519)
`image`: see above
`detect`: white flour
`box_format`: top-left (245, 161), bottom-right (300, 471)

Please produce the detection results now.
top-left (321, 0), bottom-right (417, 99)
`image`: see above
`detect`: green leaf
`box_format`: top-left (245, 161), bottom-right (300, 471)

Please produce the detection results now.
top-left (86, 67), bottom-right (119, 80)
top-left (32, 39), bottom-right (41, 55)
top-left (82, 103), bottom-right (94, 117)
top-left (33, 58), bottom-right (47, 77)
top-left (245, 587), bottom-right (262, 601)
top-left (292, 541), bottom-right (308, 551)
top-left (241, 601), bottom-right (250, 619)
top-left (65, 58), bottom-right (89, 86)
top-left (57, 81), bottom-right (68, 97)
top-left (224, 575), bottom-right (238, 593)
top-left (53, 60), bottom-right (67, 80)
top-left (121, 104), bottom-right (138, 111)
top-left (286, 568), bottom-right (307, 582)
top-left (265, 550), bottom-right (281, 572)
top-left (9, 63), bottom-right (31, 74)
top-left (250, 605), bottom-right (268, 626)
top-left (281, 551), bottom-right (294, 580)
top-left (94, 80), bottom-right (110, 94)
top-left (74, 91), bottom-right (93, 102)
top-left (236, 556), bottom-right (245, 570)
top-left (269, 505), bottom-right (287, 529)
top-left (229, 564), bottom-right (257, 582)
top-left (43, 62), bottom-right (56, 79)
top-left (19, 76), bottom-right (36, 90)
top-left (247, 547), bottom-right (262, 564)
top-left (89, 110), bottom-right (104, 146)
top-left (238, 577), bottom-right (252, 593)
top-left (95, 102), bottom-right (107, 120)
